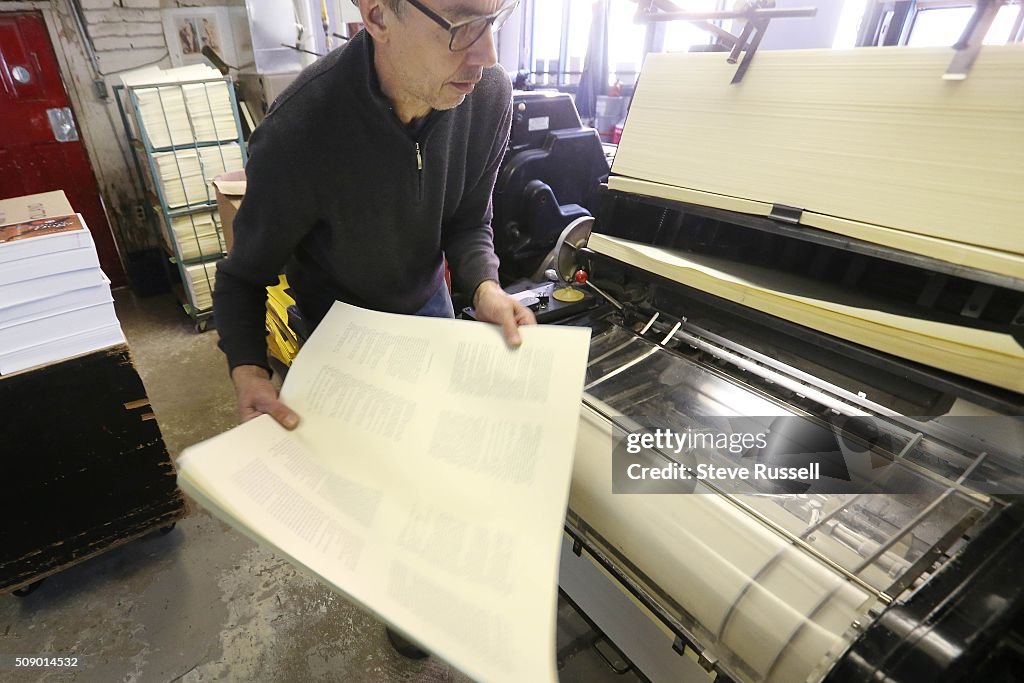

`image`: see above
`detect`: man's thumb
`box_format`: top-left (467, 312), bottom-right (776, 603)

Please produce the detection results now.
top-left (502, 314), bottom-right (522, 348)
top-left (269, 402), bottom-right (300, 430)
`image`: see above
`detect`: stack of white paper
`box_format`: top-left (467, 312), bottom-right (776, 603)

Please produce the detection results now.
top-left (150, 143), bottom-right (244, 208)
top-left (121, 64), bottom-right (238, 149)
top-left (162, 209), bottom-right (225, 261)
top-left (178, 303), bottom-right (591, 683)
top-left (0, 192), bottom-right (125, 375)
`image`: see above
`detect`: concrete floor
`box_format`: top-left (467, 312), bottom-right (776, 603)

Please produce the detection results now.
top-left (0, 290), bottom-right (643, 683)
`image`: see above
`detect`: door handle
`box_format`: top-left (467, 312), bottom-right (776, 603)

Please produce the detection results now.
top-left (47, 107), bottom-right (80, 142)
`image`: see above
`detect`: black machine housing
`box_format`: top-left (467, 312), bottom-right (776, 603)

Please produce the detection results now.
top-left (491, 91), bottom-right (609, 282)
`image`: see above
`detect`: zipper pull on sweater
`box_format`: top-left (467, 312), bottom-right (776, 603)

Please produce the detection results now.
top-left (414, 142), bottom-right (425, 201)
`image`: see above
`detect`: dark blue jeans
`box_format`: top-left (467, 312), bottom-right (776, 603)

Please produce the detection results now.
top-left (293, 281), bottom-right (454, 344)
top-left (413, 281), bottom-right (455, 319)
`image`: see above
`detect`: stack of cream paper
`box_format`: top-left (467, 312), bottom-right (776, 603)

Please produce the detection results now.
top-left (162, 209), bottom-right (225, 261)
top-left (612, 45), bottom-right (1024, 277)
top-left (177, 303), bottom-right (590, 683)
top-left (588, 233), bottom-right (1024, 393)
top-left (150, 143), bottom-right (244, 208)
top-left (121, 64), bottom-right (238, 149)
top-left (183, 261), bottom-right (218, 311)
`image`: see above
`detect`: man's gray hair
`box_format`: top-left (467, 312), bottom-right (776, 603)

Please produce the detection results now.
top-left (350, 0), bottom-right (403, 15)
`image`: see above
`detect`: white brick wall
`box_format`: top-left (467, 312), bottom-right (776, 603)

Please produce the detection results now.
top-left (93, 34), bottom-right (166, 51)
top-left (79, 0), bottom-right (118, 9)
top-left (81, 3), bottom-right (166, 76)
top-left (89, 21), bottom-right (164, 38)
top-left (79, 0), bottom-right (160, 8)
top-left (84, 9), bottom-right (161, 29)
top-left (80, 0), bottom-right (244, 76)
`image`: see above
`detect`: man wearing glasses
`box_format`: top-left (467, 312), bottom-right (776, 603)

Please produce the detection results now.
top-left (216, 0), bottom-right (529, 425)
top-left (214, 0), bottom-right (527, 660)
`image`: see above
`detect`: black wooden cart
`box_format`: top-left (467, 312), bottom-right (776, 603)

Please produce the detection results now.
top-left (0, 344), bottom-right (185, 595)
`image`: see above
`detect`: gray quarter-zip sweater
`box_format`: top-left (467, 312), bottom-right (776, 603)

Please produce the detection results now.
top-left (214, 30), bottom-right (511, 371)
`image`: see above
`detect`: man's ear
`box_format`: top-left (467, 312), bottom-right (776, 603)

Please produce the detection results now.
top-left (358, 0), bottom-right (392, 44)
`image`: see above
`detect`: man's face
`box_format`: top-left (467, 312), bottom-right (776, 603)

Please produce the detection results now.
top-left (387, 0), bottom-right (502, 112)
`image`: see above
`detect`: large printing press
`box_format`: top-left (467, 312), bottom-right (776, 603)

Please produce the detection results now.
top-left (488, 38), bottom-right (1024, 683)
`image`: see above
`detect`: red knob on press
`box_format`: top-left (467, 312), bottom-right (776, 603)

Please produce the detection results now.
top-left (574, 270), bottom-right (589, 284)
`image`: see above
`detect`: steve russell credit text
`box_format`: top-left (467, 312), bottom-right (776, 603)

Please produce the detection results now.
top-left (623, 428), bottom-right (822, 482)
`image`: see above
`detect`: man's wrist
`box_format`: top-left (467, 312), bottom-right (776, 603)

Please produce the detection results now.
top-left (231, 364), bottom-right (271, 383)
top-left (473, 279), bottom-right (501, 307)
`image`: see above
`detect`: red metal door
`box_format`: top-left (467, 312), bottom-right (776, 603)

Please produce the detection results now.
top-left (0, 11), bottom-right (126, 286)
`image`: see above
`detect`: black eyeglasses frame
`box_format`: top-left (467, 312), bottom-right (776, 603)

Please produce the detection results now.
top-left (403, 0), bottom-right (520, 52)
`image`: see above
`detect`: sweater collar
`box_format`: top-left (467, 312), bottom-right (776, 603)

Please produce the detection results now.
top-left (355, 30), bottom-right (447, 135)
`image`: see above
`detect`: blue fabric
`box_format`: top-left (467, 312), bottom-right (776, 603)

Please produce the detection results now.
top-left (289, 283), bottom-right (453, 353)
top-left (413, 281), bottom-right (455, 319)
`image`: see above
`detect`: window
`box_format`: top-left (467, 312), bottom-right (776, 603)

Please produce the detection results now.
top-left (528, 0), bottom-right (722, 90)
top-left (530, 2), bottom-right (562, 85)
top-left (530, 0), bottom-right (665, 89)
top-left (531, 0), bottom-right (594, 86)
top-left (661, 0), bottom-right (720, 54)
top-left (907, 3), bottom-right (1023, 46)
top-left (833, 0), bottom-right (870, 49)
top-left (606, 0), bottom-right (647, 86)
top-left (857, 0), bottom-right (1024, 48)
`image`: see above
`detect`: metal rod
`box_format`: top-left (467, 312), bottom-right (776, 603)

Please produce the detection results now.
top-left (587, 337), bottom-right (644, 368)
top-left (851, 477), bottom-right (975, 576)
top-left (731, 18), bottom-right (769, 83)
top-left (726, 19), bottom-right (755, 63)
top-left (717, 489), bottom-right (893, 603)
top-left (584, 280), bottom-right (625, 311)
top-left (584, 347), bottom-right (660, 391)
top-left (584, 321), bottom-right (679, 390)
top-left (586, 312), bottom-right (660, 367)
top-left (580, 398), bottom-right (893, 603)
top-left (945, 0), bottom-right (1004, 79)
top-left (638, 312), bottom-right (660, 334)
top-left (637, 8), bottom-right (817, 22)
top-left (68, 0), bottom-right (103, 81)
top-left (897, 433), bottom-right (924, 459)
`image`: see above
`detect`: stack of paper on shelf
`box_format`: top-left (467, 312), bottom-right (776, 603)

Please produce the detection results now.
top-left (0, 192), bottom-right (124, 375)
top-left (588, 233), bottom-right (1024, 394)
top-left (612, 45), bottom-right (1024, 276)
top-left (121, 64), bottom-right (238, 149)
top-left (161, 209), bottom-right (225, 261)
top-left (149, 143), bottom-right (244, 208)
top-left (265, 275), bottom-right (299, 366)
top-left (184, 261), bottom-right (218, 312)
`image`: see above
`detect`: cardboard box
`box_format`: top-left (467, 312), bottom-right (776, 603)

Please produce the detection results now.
top-left (0, 190), bottom-right (75, 227)
top-left (212, 171), bottom-right (246, 252)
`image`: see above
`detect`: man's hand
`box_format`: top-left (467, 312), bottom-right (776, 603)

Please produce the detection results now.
top-left (230, 364), bottom-right (300, 429)
top-left (472, 280), bottom-right (537, 347)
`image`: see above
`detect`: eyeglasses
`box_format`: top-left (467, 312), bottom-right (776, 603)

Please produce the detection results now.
top-left (404, 0), bottom-right (520, 52)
